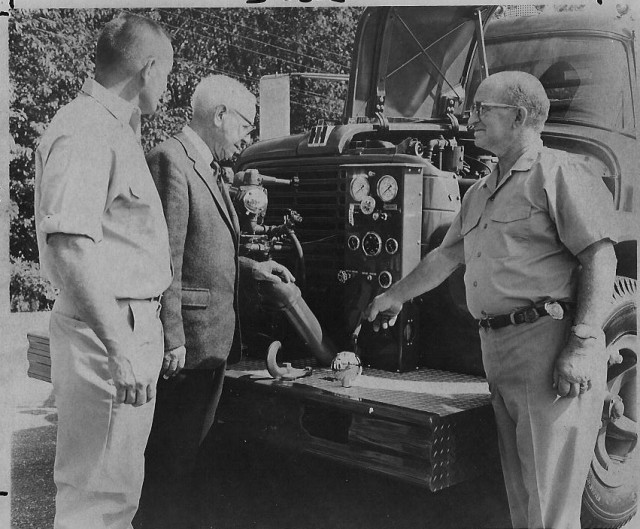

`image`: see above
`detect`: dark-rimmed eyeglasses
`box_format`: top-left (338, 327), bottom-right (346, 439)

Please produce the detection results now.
top-left (472, 101), bottom-right (519, 117)
top-left (228, 108), bottom-right (256, 134)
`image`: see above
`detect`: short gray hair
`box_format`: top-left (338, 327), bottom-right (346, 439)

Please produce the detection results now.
top-left (488, 71), bottom-right (550, 132)
top-left (191, 75), bottom-right (256, 120)
top-left (96, 14), bottom-right (170, 75)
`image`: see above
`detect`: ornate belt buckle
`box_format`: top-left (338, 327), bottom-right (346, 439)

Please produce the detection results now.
top-left (522, 307), bottom-right (539, 323)
top-left (544, 301), bottom-right (565, 320)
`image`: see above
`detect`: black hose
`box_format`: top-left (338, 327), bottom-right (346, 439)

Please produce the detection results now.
top-left (288, 228), bottom-right (306, 293)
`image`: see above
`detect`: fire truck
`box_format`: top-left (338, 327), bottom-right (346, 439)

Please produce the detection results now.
top-left (223, 5), bottom-right (638, 528)
top-left (27, 5), bottom-right (637, 528)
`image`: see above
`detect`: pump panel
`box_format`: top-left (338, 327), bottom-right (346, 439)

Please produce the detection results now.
top-left (340, 164), bottom-right (424, 371)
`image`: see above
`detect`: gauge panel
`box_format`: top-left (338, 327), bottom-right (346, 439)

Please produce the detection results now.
top-left (341, 164), bottom-right (429, 371)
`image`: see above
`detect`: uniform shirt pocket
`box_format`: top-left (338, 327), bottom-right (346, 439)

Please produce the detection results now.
top-left (490, 205), bottom-right (532, 237)
top-left (182, 287), bottom-right (211, 309)
top-left (491, 204), bottom-right (532, 223)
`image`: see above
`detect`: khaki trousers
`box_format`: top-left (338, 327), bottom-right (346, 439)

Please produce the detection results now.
top-left (50, 294), bottom-right (164, 529)
top-left (480, 316), bottom-right (606, 529)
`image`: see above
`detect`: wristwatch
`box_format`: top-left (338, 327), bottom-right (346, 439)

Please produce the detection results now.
top-left (571, 323), bottom-right (602, 340)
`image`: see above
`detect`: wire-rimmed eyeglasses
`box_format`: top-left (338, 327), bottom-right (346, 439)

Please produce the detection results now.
top-left (472, 101), bottom-right (519, 117)
top-left (229, 107), bottom-right (256, 134)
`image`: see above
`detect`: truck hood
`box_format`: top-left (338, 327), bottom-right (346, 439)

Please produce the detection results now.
top-left (346, 5), bottom-right (496, 122)
top-left (240, 123), bottom-right (379, 163)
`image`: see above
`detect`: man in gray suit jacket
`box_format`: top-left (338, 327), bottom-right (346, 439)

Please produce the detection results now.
top-left (135, 75), bottom-right (294, 529)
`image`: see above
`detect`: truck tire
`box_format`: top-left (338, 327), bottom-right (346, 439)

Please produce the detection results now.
top-left (581, 276), bottom-right (638, 529)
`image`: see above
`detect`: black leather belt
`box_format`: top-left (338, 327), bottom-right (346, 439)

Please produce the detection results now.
top-left (477, 300), bottom-right (573, 330)
top-left (118, 294), bottom-right (163, 303)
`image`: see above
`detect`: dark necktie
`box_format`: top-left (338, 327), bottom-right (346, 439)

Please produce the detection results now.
top-left (212, 162), bottom-right (236, 222)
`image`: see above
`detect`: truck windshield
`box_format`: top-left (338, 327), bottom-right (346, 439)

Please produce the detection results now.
top-left (351, 7), bottom-right (478, 120)
top-left (468, 35), bottom-right (635, 133)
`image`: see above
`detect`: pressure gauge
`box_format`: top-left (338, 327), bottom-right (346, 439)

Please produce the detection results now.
top-left (385, 238), bottom-right (399, 255)
top-left (347, 235), bottom-right (360, 251)
top-left (362, 232), bottom-right (382, 256)
top-left (360, 196), bottom-right (376, 215)
top-left (349, 174), bottom-right (370, 201)
top-left (377, 175), bottom-right (398, 202)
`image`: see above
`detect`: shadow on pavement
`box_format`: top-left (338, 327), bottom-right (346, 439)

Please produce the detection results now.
top-left (9, 410), bottom-right (510, 529)
top-left (199, 420), bottom-right (511, 529)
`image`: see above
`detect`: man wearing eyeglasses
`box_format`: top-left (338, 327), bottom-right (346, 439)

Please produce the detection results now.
top-left (365, 71), bottom-right (617, 529)
top-left (134, 74), bottom-right (294, 529)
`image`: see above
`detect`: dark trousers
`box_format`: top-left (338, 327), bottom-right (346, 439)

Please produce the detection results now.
top-left (134, 365), bottom-right (226, 529)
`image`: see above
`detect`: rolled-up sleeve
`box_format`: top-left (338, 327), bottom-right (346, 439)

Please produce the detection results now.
top-left (545, 159), bottom-right (618, 256)
top-left (37, 133), bottom-right (111, 243)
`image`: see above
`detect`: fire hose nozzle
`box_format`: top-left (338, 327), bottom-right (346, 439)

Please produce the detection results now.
top-left (266, 341), bottom-right (313, 381)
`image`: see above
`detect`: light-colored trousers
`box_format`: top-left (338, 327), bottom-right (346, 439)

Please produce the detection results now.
top-left (50, 294), bottom-right (164, 529)
top-left (480, 316), bottom-right (607, 529)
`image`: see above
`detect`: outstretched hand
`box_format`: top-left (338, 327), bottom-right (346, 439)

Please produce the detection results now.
top-left (364, 292), bottom-right (403, 332)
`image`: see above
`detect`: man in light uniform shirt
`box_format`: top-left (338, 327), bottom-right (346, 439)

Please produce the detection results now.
top-left (34, 14), bottom-right (174, 529)
top-left (365, 71), bottom-right (618, 529)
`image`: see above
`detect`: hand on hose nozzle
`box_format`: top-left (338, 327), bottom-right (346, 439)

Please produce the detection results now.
top-left (251, 259), bottom-right (295, 284)
top-left (364, 292), bottom-right (402, 332)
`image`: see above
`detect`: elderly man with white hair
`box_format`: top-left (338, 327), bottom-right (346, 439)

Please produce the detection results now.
top-left (134, 75), bottom-right (294, 529)
top-left (365, 71), bottom-right (618, 529)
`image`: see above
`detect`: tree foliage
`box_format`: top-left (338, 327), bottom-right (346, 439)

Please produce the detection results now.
top-left (9, 7), bottom-right (362, 310)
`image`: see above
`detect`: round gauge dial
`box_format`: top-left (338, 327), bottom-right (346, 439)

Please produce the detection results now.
top-left (362, 231), bottom-right (382, 257)
top-left (347, 235), bottom-right (360, 251)
top-left (377, 175), bottom-right (398, 202)
top-left (385, 238), bottom-right (399, 255)
top-left (360, 196), bottom-right (376, 215)
top-left (349, 174), bottom-right (370, 201)
top-left (378, 271), bottom-right (393, 289)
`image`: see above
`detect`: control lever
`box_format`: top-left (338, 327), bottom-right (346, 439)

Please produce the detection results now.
top-left (351, 314), bottom-right (364, 357)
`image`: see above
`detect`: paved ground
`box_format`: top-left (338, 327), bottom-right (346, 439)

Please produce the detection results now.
top-left (3, 312), bottom-right (54, 529)
top-left (4, 312), bottom-right (515, 529)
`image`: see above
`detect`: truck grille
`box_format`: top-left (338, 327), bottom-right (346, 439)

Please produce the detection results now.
top-left (265, 167), bottom-right (345, 270)
top-left (263, 166), bottom-right (349, 341)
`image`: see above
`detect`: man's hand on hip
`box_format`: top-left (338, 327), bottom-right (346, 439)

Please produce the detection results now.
top-left (553, 333), bottom-right (605, 398)
top-left (162, 345), bottom-right (186, 379)
top-left (108, 353), bottom-right (156, 407)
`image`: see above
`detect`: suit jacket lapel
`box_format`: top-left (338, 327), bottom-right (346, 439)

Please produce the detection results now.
top-left (216, 168), bottom-right (242, 235)
top-left (175, 132), bottom-right (238, 238)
